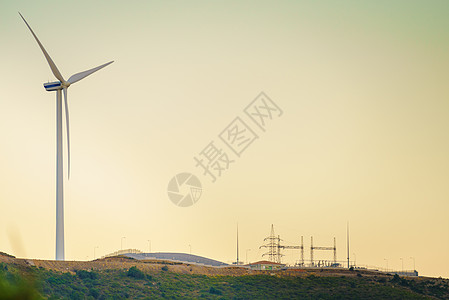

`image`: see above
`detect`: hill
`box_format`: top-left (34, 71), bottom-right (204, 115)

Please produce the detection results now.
top-left (0, 252), bottom-right (448, 299)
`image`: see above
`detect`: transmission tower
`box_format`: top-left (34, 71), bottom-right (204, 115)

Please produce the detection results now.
top-left (260, 224), bottom-right (283, 263)
top-left (310, 236), bottom-right (337, 266)
top-left (279, 236), bottom-right (305, 266)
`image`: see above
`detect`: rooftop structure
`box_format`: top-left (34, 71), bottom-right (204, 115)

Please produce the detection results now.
top-left (247, 260), bottom-right (285, 271)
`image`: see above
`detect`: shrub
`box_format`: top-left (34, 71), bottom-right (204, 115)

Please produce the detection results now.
top-left (0, 269), bottom-right (42, 300)
top-left (209, 286), bottom-right (222, 295)
top-left (161, 266), bottom-right (169, 271)
top-left (127, 266), bottom-right (145, 279)
top-left (89, 288), bottom-right (100, 299)
top-left (391, 274), bottom-right (401, 283)
top-left (76, 269), bottom-right (98, 280)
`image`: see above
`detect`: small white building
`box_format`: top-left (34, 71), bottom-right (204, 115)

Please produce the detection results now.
top-left (247, 260), bottom-right (285, 270)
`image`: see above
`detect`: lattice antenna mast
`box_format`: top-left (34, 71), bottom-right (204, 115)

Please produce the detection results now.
top-left (260, 224), bottom-right (283, 263)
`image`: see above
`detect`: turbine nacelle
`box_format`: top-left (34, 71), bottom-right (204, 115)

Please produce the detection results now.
top-left (44, 81), bottom-right (63, 91)
top-left (43, 81), bottom-right (70, 91)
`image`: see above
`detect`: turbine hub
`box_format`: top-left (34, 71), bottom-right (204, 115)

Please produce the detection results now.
top-left (62, 81), bottom-right (71, 88)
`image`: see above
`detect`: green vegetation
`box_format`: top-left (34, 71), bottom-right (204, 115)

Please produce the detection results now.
top-left (0, 262), bottom-right (448, 299)
top-left (0, 263), bottom-right (42, 300)
top-left (127, 266), bottom-right (145, 279)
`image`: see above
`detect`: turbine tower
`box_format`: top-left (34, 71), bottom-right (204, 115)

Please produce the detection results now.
top-left (20, 13), bottom-right (113, 260)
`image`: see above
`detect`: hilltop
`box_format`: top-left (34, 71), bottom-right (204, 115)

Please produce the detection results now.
top-left (1, 251), bottom-right (448, 299)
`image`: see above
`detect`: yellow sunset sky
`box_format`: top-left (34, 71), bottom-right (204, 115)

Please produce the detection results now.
top-left (1, 0), bottom-right (448, 278)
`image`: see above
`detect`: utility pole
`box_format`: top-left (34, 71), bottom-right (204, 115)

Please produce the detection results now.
top-left (236, 223), bottom-right (239, 264)
top-left (94, 246), bottom-right (99, 260)
top-left (333, 237), bottom-right (337, 264)
top-left (310, 236), bottom-right (314, 266)
top-left (410, 257), bottom-right (415, 271)
top-left (121, 236), bottom-right (126, 251)
top-left (347, 222), bottom-right (350, 268)
top-left (301, 236), bottom-right (304, 266)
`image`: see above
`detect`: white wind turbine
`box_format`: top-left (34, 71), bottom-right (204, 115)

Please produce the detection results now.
top-left (19, 13), bottom-right (113, 261)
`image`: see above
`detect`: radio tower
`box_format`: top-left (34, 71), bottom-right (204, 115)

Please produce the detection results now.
top-left (233, 223), bottom-right (243, 265)
top-left (260, 224), bottom-right (283, 263)
top-left (237, 223), bottom-right (239, 264)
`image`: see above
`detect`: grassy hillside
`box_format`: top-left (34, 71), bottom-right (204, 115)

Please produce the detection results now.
top-left (0, 256), bottom-right (448, 299)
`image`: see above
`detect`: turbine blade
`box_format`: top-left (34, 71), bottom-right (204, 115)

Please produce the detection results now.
top-left (19, 13), bottom-right (65, 83)
top-left (68, 61), bottom-right (114, 84)
top-left (63, 88), bottom-right (71, 179)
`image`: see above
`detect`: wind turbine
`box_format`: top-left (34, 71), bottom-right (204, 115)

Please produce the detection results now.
top-left (19, 13), bottom-right (113, 261)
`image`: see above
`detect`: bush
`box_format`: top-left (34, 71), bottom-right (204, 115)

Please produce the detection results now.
top-left (127, 266), bottom-right (145, 279)
top-left (76, 270), bottom-right (98, 280)
top-left (391, 274), bottom-right (401, 283)
top-left (161, 266), bottom-right (169, 271)
top-left (89, 288), bottom-right (100, 299)
top-left (209, 286), bottom-right (222, 295)
top-left (0, 269), bottom-right (42, 300)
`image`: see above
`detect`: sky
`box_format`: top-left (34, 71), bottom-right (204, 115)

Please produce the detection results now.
top-left (1, 0), bottom-right (449, 278)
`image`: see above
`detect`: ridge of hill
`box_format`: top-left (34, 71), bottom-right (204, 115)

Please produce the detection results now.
top-left (1, 251), bottom-right (448, 299)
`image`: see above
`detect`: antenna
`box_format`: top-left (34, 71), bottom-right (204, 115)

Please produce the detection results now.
top-left (347, 222), bottom-right (350, 268)
top-left (236, 223), bottom-right (239, 264)
top-left (233, 223), bottom-right (242, 265)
